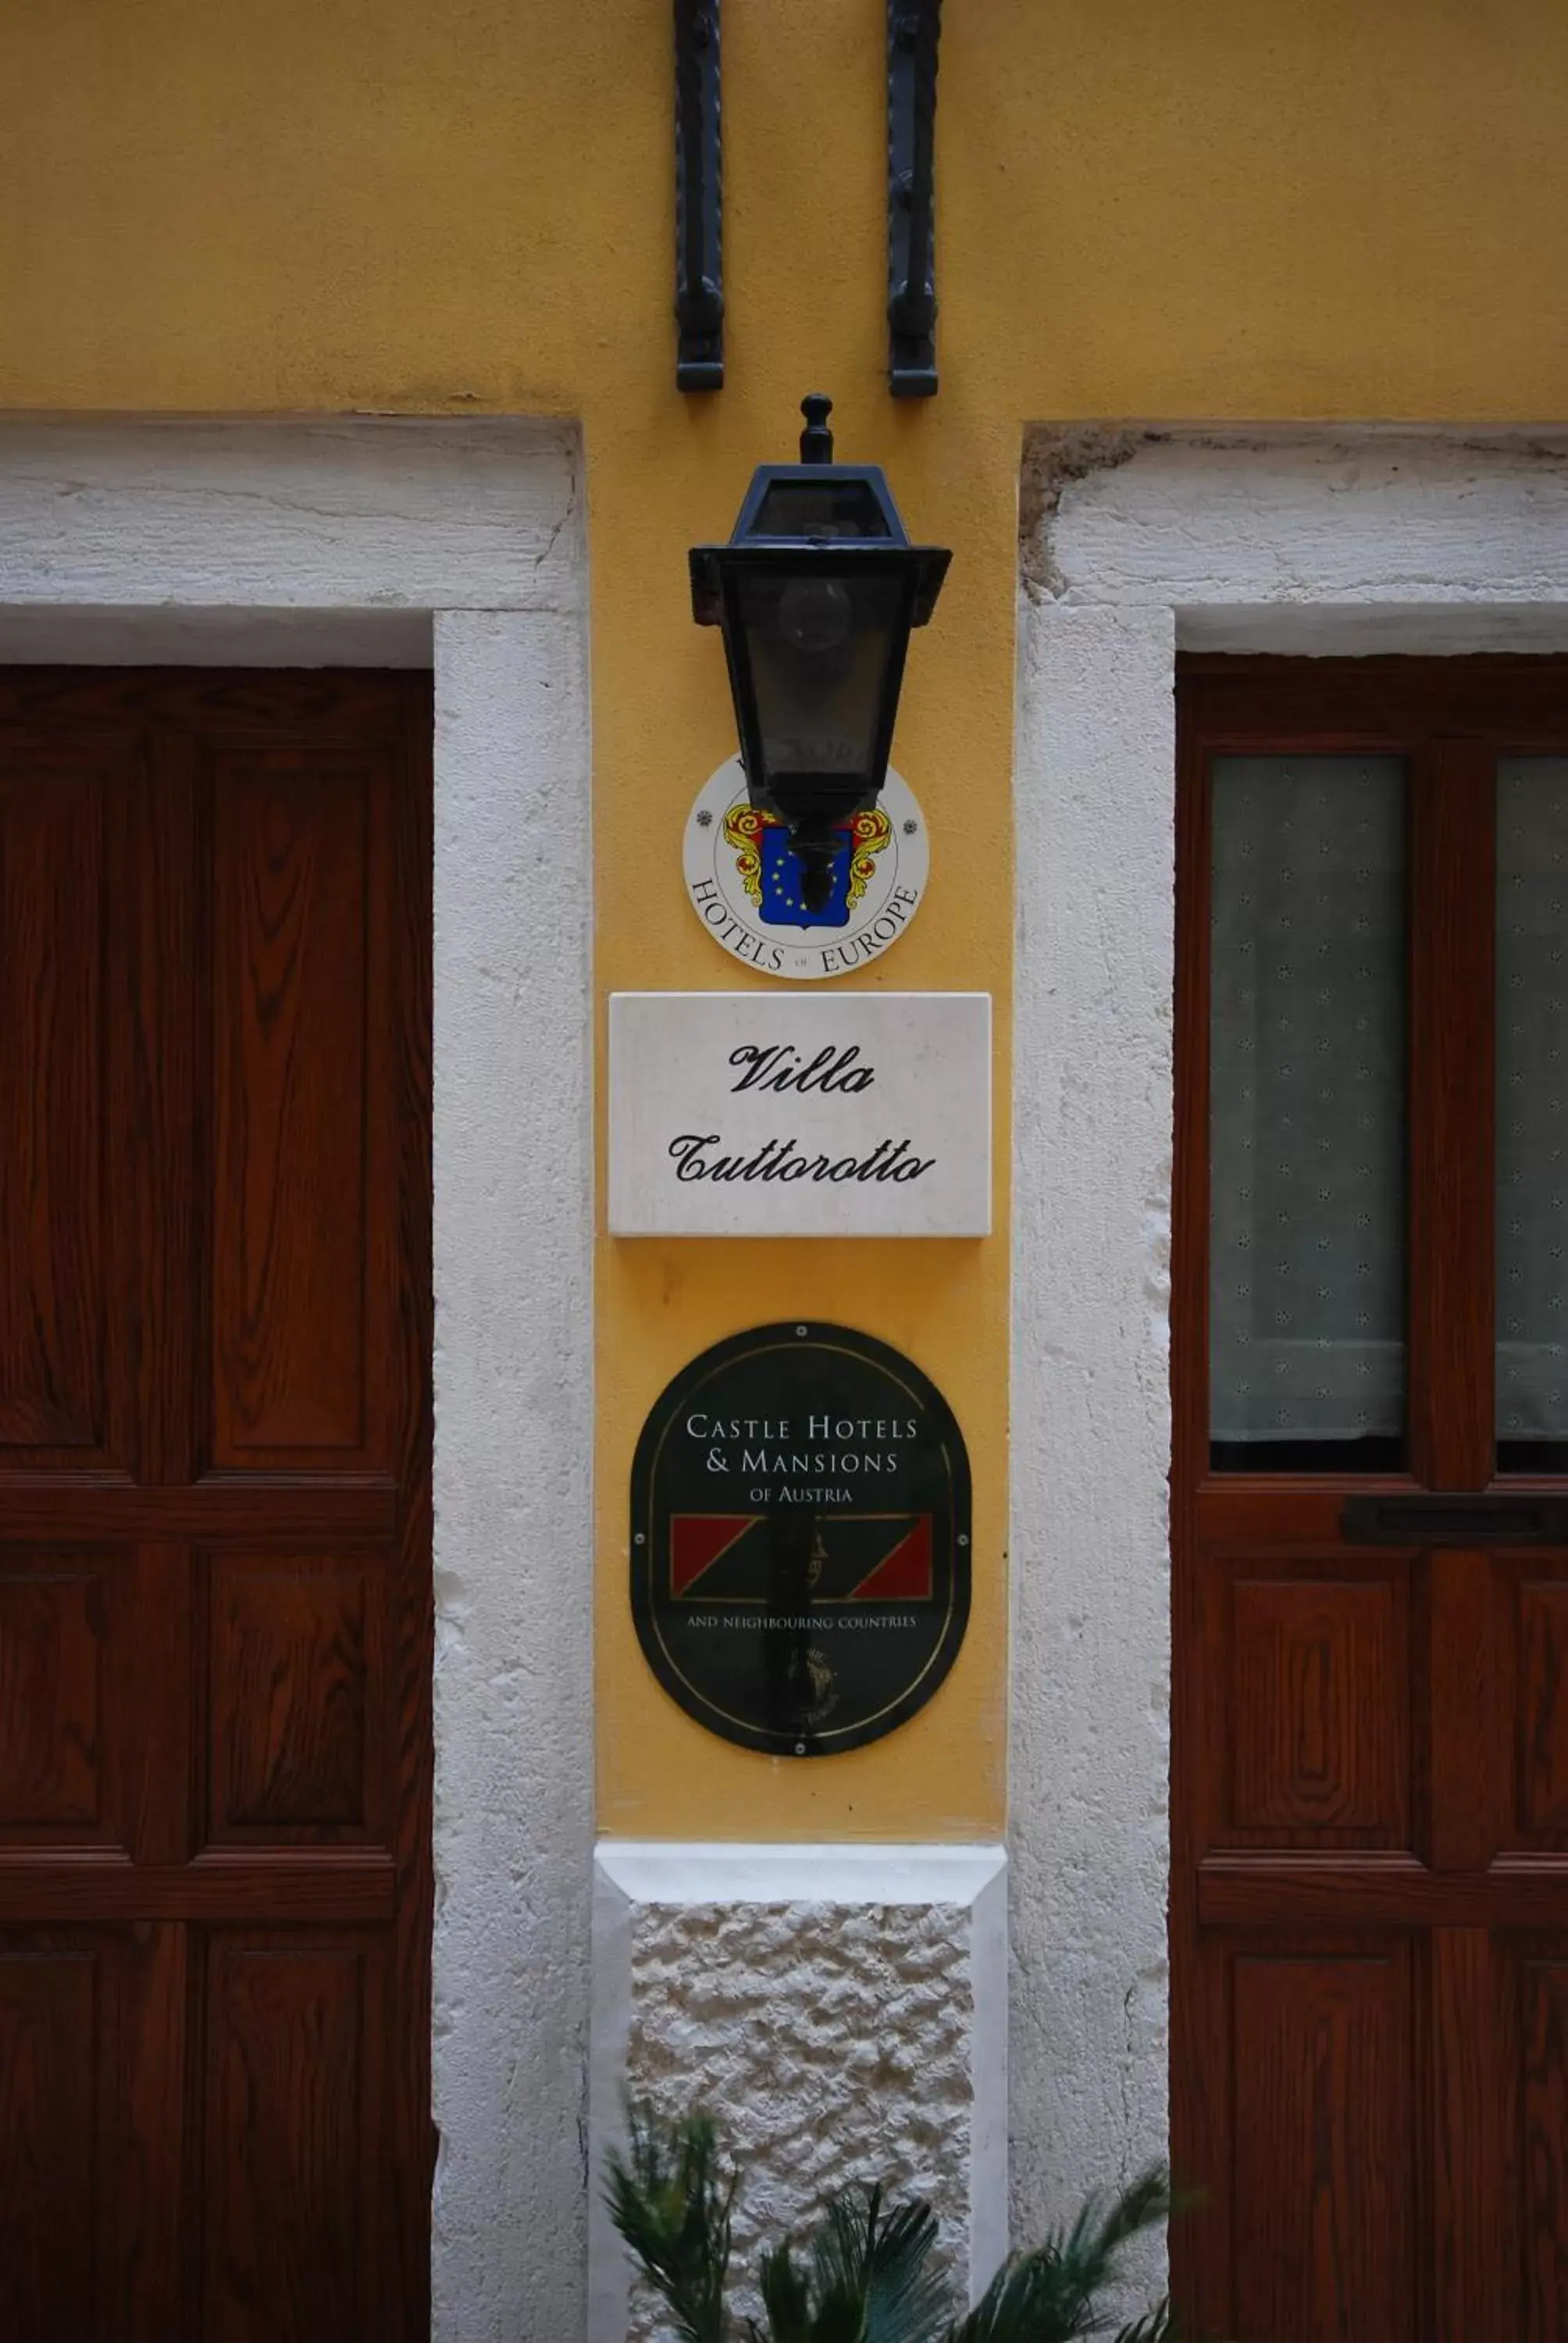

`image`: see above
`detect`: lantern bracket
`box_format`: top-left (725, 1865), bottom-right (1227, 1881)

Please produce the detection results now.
top-left (887, 0), bottom-right (942, 398)
top-left (674, 0), bottom-right (723, 392)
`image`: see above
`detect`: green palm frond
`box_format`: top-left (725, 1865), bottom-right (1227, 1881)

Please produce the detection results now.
top-left (943, 2166), bottom-right (1175, 2343)
top-left (604, 2106), bottom-right (1178, 2343)
top-left (947, 2246), bottom-right (1094, 2343)
top-left (1110, 2308), bottom-right (1178, 2343)
top-left (804, 2287), bottom-right (875, 2343)
top-left (809, 2185), bottom-right (950, 2343)
top-left (604, 2101), bottom-right (736, 2343)
top-left (754, 2240), bottom-right (813, 2343)
top-left (1082, 2167), bottom-right (1175, 2272)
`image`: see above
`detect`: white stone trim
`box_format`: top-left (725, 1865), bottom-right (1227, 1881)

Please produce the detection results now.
top-left (0, 417), bottom-right (593, 2343)
top-left (597, 1842), bottom-right (1005, 1906)
top-left (0, 415), bottom-right (582, 612)
top-left (1026, 427), bottom-right (1568, 619)
top-left (431, 606), bottom-right (593, 2343)
top-left (1010, 427), bottom-right (1568, 2303)
top-left (591, 1842), bottom-right (1007, 2341)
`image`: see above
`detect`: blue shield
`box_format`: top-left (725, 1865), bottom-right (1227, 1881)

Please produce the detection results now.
top-left (758, 822), bottom-right (853, 927)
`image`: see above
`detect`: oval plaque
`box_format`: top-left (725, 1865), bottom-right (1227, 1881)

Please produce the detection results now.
top-left (630, 1321), bottom-right (971, 1756)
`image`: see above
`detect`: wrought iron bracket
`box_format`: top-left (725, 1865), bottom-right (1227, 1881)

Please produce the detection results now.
top-left (887, 0), bottom-right (942, 397)
top-left (674, 0), bottom-right (723, 392)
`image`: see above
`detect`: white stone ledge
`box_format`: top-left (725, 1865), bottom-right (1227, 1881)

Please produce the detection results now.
top-left (596, 1841), bottom-right (1006, 1906)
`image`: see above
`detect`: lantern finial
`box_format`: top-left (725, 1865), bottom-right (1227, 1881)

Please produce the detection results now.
top-left (799, 394), bottom-right (834, 465)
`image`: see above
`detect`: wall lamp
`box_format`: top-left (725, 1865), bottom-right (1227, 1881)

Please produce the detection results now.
top-left (689, 394), bottom-right (950, 911)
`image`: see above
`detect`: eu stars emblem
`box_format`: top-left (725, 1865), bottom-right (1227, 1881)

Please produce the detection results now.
top-left (725, 804), bottom-right (892, 930)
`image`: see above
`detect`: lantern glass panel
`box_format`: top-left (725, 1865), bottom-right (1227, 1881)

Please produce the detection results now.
top-left (750, 477), bottom-right (892, 540)
top-left (733, 565), bottom-right (906, 788)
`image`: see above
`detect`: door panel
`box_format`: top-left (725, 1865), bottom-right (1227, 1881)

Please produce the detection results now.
top-left (1175, 658), bottom-right (1568, 2341)
top-left (0, 671), bottom-right (432, 2340)
top-left (0, 1924), bottom-right (191, 2343)
top-left (0, 1945), bottom-right (98, 2337)
top-left (0, 1553), bottom-right (116, 1840)
top-left (0, 753), bottom-right (124, 1464)
top-left (1222, 1557), bottom-right (1412, 1848)
top-left (201, 1935), bottom-right (386, 2343)
top-left (211, 746), bottom-right (394, 1471)
top-left (1517, 1945), bottom-right (1568, 2341)
top-left (1516, 1574), bottom-right (1568, 1842)
top-left (1229, 1939), bottom-right (1419, 2343)
top-left (204, 1548), bottom-right (387, 1846)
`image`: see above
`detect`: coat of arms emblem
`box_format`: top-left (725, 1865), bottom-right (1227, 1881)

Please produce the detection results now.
top-left (683, 757), bottom-right (929, 981)
top-left (720, 802), bottom-right (891, 929)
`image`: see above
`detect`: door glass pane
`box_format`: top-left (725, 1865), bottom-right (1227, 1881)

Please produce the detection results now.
top-left (1210, 757), bottom-right (1407, 1471)
top-left (1498, 757), bottom-right (1568, 1470)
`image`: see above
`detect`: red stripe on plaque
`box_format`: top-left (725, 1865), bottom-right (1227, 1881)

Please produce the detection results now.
top-left (669, 1514), bottom-right (757, 1596)
top-left (850, 1517), bottom-right (934, 1600)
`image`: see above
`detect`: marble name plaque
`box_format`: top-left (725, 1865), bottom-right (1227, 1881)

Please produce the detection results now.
top-left (607, 991), bottom-right (992, 1238)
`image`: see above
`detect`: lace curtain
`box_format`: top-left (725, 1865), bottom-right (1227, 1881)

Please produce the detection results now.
top-left (1498, 757), bottom-right (1568, 1446)
top-left (1209, 756), bottom-right (1407, 1451)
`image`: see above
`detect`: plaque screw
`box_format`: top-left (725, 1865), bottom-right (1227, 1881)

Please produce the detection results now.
top-left (634, 1532), bottom-right (646, 1546)
top-left (795, 1325), bottom-right (808, 1337)
top-left (795, 1742), bottom-right (807, 1755)
top-left (957, 1533), bottom-right (969, 1547)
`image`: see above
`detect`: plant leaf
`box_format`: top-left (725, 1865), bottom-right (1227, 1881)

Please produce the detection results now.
top-left (942, 2165), bottom-right (1176, 2343)
top-left (861, 2199), bottom-right (950, 2343)
top-left (1110, 2309), bottom-right (1179, 2343)
top-left (946, 2249), bottom-right (1096, 2343)
top-left (757, 2240), bottom-right (814, 2343)
top-left (805, 2185), bottom-right (950, 2343)
top-left (810, 2285), bottom-right (871, 2343)
top-left (1084, 2168), bottom-right (1174, 2271)
top-left (604, 2100), bottom-right (735, 2343)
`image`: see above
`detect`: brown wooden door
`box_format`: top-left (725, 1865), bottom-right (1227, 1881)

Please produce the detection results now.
top-left (1174, 656), bottom-right (1568, 2341)
top-left (0, 670), bottom-right (433, 2342)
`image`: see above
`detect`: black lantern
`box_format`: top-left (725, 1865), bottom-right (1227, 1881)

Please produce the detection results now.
top-left (689, 394), bottom-right (950, 911)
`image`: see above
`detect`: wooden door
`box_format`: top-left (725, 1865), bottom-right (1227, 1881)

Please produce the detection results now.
top-left (0, 670), bottom-right (433, 2341)
top-left (1174, 657), bottom-right (1568, 2340)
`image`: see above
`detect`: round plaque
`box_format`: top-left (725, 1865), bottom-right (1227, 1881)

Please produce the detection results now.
top-left (682, 758), bottom-right (928, 981)
top-left (630, 1321), bottom-right (971, 1756)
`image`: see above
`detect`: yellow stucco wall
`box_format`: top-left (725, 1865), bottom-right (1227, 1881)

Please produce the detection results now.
top-left (4, 0), bottom-right (1568, 1835)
